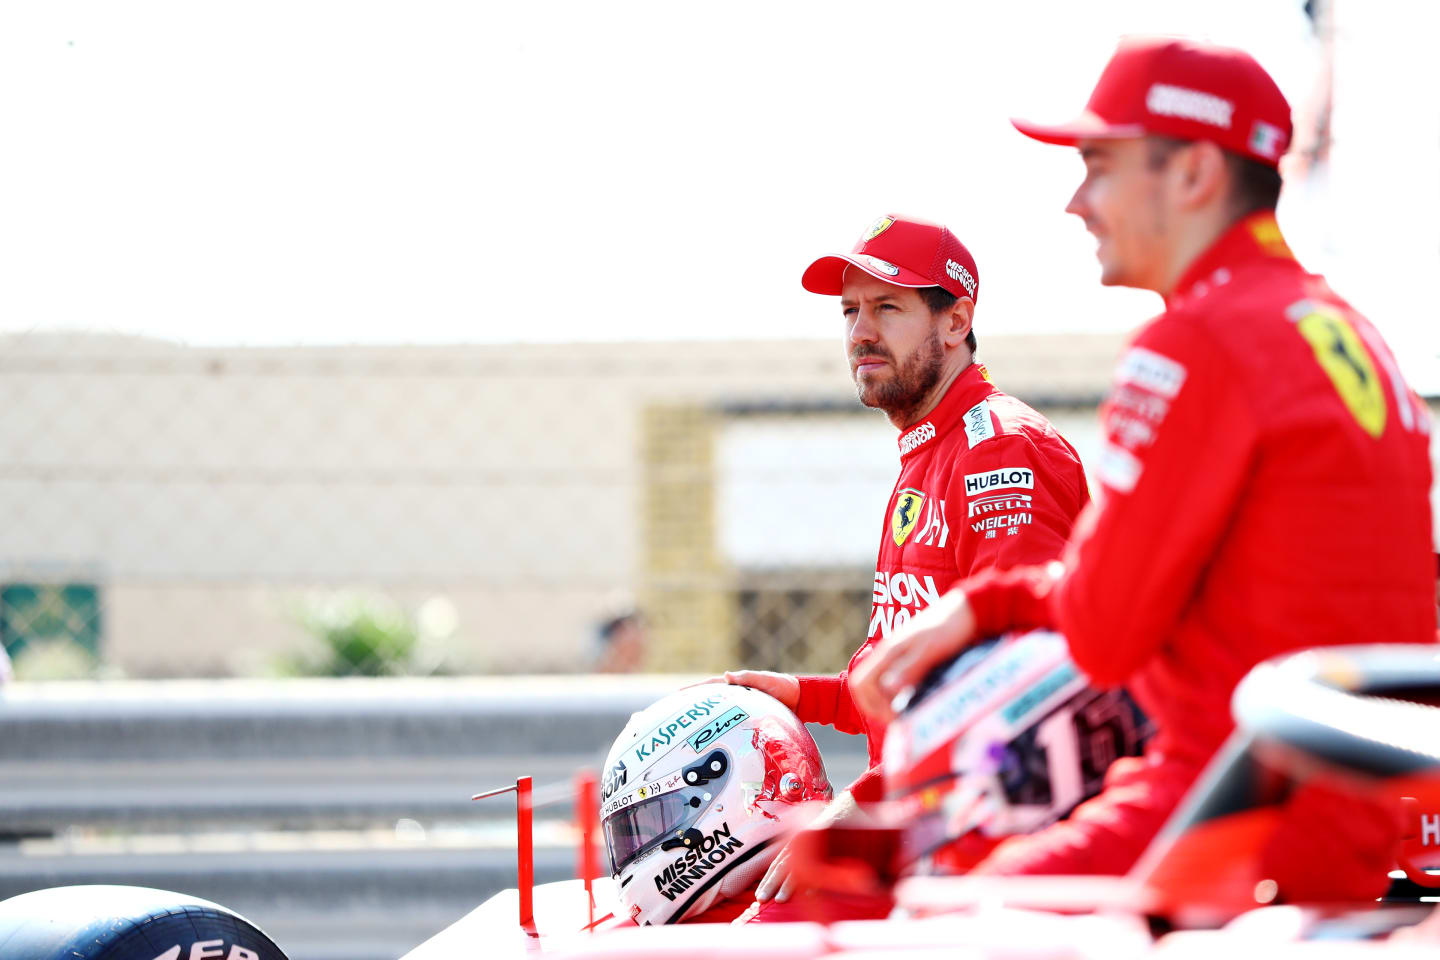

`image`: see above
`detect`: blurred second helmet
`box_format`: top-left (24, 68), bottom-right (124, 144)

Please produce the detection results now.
top-left (600, 682), bottom-right (831, 925)
top-left (883, 629), bottom-right (1151, 873)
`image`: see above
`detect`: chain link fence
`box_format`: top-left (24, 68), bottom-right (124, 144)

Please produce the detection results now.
top-left (0, 331), bottom-right (1121, 680)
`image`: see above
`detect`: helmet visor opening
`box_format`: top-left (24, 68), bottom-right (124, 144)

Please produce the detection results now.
top-left (605, 789), bottom-right (702, 874)
top-left (603, 749), bottom-right (733, 875)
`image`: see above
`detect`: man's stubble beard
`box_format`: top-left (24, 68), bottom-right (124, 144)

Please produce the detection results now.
top-left (1100, 182), bottom-right (1169, 289)
top-left (853, 326), bottom-right (945, 427)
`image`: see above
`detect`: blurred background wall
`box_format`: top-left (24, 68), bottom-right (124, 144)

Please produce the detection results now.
top-left (0, 330), bottom-right (1136, 681)
top-left (5, 0), bottom-right (1438, 684)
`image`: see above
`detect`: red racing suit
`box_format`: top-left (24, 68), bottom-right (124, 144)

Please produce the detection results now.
top-left (794, 362), bottom-right (1091, 801)
top-left (961, 212), bottom-right (1437, 876)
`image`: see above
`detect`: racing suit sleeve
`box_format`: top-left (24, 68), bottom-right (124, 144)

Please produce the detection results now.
top-left (966, 318), bottom-right (1259, 685)
top-left (793, 673), bottom-right (886, 802)
top-left (949, 433), bottom-right (1085, 576)
top-left (793, 672), bottom-right (865, 735)
top-left (1053, 317), bottom-right (1258, 684)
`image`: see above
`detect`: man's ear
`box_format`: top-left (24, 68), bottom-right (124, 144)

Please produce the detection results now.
top-left (1173, 140), bottom-right (1228, 212)
top-left (942, 297), bottom-right (975, 348)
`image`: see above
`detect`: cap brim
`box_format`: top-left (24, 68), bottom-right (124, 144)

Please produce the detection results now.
top-left (1011, 112), bottom-right (1147, 147)
top-left (801, 254), bottom-right (936, 295)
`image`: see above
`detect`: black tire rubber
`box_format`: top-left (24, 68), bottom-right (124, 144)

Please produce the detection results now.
top-left (0, 885), bottom-right (289, 960)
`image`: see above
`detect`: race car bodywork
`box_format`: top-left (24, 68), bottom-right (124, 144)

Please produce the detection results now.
top-left (401, 644), bottom-right (1440, 959)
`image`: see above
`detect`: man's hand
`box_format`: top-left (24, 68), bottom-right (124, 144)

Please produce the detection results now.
top-left (694, 670), bottom-right (800, 711)
top-left (849, 589), bottom-right (976, 724)
top-left (755, 790), bottom-right (859, 903)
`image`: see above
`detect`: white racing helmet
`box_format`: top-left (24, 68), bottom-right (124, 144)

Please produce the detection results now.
top-left (883, 629), bottom-right (1151, 873)
top-left (600, 682), bottom-right (832, 925)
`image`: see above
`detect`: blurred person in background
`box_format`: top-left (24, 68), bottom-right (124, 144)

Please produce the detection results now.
top-left (594, 610), bottom-right (648, 673)
top-left (851, 38), bottom-right (1435, 893)
top-left (718, 215), bottom-right (1091, 906)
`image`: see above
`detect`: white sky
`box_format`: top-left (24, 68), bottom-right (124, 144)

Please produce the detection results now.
top-left (4, 1), bottom-right (1433, 377)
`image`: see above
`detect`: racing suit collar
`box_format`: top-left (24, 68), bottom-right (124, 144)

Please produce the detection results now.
top-left (895, 361), bottom-right (997, 460)
top-left (1165, 211), bottom-right (1297, 309)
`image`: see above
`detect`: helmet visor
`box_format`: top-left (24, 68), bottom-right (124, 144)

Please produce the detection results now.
top-left (604, 789), bottom-right (699, 874)
top-left (602, 747), bottom-right (733, 874)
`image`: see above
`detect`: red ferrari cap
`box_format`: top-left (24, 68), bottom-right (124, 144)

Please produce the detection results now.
top-left (1011, 37), bottom-right (1292, 168)
top-left (801, 214), bottom-right (980, 303)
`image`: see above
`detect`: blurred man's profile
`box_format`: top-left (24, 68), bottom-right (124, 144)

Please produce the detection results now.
top-left (595, 612), bottom-right (647, 673)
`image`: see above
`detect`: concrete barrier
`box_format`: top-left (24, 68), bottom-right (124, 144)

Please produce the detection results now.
top-left (0, 675), bottom-right (867, 830)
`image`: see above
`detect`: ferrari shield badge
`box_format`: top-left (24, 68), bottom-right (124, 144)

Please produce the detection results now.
top-left (892, 488), bottom-right (925, 546)
top-left (1295, 308), bottom-right (1385, 438)
top-left (864, 216), bottom-right (895, 242)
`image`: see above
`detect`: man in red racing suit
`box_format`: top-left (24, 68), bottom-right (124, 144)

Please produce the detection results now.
top-left (851, 38), bottom-right (1436, 887)
top-left (720, 214), bottom-right (1089, 907)
top-left (791, 357), bottom-right (1089, 802)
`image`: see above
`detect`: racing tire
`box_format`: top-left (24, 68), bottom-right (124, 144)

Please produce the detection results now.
top-left (0, 884), bottom-right (289, 960)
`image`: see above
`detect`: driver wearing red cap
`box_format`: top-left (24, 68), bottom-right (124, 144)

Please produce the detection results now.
top-left (722, 215), bottom-right (1090, 906)
top-left (850, 38), bottom-right (1436, 882)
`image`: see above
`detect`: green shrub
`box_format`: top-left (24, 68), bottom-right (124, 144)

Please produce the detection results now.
top-left (285, 592), bottom-right (419, 677)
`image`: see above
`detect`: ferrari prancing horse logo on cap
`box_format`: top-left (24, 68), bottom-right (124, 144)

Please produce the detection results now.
top-left (892, 488), bottom-right (925, 546)
top-left (864, 216), bottom-right (895, 242)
